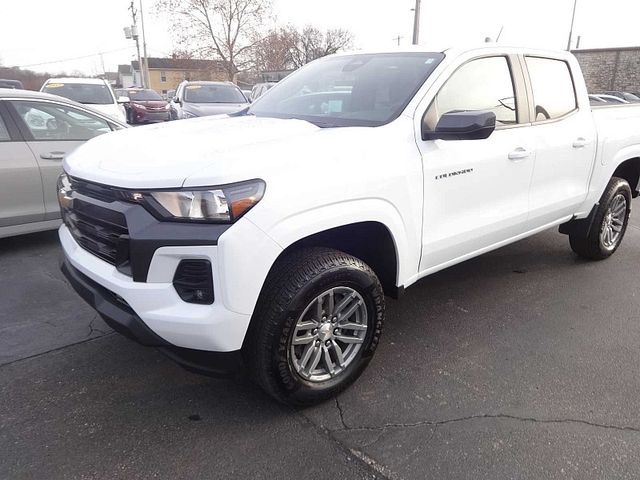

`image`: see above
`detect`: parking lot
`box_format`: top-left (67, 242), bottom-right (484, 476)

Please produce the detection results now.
top-left (1, 205), bottom-right (639, 479)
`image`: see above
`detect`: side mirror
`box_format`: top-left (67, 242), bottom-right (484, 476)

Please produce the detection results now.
top-left (173, 96), bottom-right (181, 104)
top-left (117, 96), bottom-right (130, 104)
top-left (422, 110), bottom-right (496, 141)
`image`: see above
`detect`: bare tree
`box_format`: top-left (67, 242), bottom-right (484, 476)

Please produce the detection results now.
top-left (254, 25), bottom-right (354, 72)
top-left (289, 26), bottom-right (353, 68)
top-left (253, 25), bottom-right (298, 72)
top-left (157, 0), bottom-right (272, 81)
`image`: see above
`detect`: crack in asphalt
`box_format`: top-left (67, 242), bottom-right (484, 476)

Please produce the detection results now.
top-left (0, 332), bottom-right (115, 368)
top-left (330, 410), bottom-right (640, 435)
top-left (335, 397), bottom-right (350, 429)
top-left (86, 314), bottom-right (111, 338)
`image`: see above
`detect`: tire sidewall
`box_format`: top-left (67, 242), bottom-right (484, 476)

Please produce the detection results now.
top-left (272, 265), bottom-right (383, 403)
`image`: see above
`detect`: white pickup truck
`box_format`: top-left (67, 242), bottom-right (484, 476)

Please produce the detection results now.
top-left (58, 46), bottom-right (640, 405)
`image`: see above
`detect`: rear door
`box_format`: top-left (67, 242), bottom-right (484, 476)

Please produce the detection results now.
top-left (7, 99), bottom-right (115, 220)
top-left (523, 56), bottom-right (597, 225)
top-left (416, 55), bottom-right (536, 271)
top-left (0, 101), bottom-right (45, 228)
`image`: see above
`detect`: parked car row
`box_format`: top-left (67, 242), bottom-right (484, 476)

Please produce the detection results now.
top-left (589, 91), bottom-right (640, 106)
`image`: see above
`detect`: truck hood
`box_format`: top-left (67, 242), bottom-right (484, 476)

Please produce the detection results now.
top-left (64, 115), bottom-right (321, 188)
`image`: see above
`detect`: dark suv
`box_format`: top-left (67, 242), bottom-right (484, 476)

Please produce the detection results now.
top-left (115, 88), bottom-right (169, 124)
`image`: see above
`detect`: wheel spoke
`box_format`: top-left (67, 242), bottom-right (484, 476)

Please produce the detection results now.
top-left (292, 334), bottom-right (317, 345)
top-left (296, 320), bottom-right (319, 331)
top-left (337, 321), bottom-right (367, 331)
top-left (334, 334), bottom-right (364, 344)
top-left (331, 340), bottom-right (345, 367)
top-left (334, 292), bottom-right (356, 315)
top-left (305, 345), bottom-right (323, 375)
top-left (316, 296), bottom-right (323, 320)
top-left (298, 342), bottom-right (316, 370)
top-left (339, 299), bottom-right (362, 322)
top-left (327, 290), bottom-right (335, 315)
top-left (322, 346), bottom-right (335, 375)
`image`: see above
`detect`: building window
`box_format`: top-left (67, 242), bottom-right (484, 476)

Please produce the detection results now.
top-left (160, 71), bottom-right (167, 82)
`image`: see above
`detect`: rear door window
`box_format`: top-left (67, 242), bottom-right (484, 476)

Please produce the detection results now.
top-left (525, 57), bottom-right (577, 122)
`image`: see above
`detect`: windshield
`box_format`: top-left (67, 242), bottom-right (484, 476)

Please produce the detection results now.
top-left (184, 84), bottom-right (247, 103)
top-left (249, 52), bottom-right (445, 127)
top-left (42, 82), bottom-right (114, 105)
top-left (125, 89), bottom-right (163, 101)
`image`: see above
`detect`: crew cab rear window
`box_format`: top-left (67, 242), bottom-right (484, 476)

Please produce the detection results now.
top-left (425, 56), bottom-right (517, 129)
top-left (525, 57), bottom-right (577, 122)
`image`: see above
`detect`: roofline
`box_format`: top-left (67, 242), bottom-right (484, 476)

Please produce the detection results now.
top-left (572, 46), bottom-right (640, 53)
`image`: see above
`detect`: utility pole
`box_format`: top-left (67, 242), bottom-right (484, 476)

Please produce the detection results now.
top-left (566, 0), bottom-right (578, 50)
top-left (412, 0), bottom-right (421, 45)
top-left (139, 0), bottom-right (151, 90)
top-left (127, 1), bottom-right (146, 88)
top-left (393, 35), bottom-right (403, 46)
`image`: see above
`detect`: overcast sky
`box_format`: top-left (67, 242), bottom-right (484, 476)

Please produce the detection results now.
top-left (2, 0), bottom-right (639, 75)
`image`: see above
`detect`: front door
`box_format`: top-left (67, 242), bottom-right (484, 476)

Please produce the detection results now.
top-left (0, 101), bottom-right (44, 228)
top-left (416, 55), bottom-right (536, 272)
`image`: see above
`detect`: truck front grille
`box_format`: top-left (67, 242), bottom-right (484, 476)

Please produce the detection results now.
top-left (62, 178), bottom-right (130, 268)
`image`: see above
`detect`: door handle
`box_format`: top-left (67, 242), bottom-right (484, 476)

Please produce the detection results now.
top-left (572, 137), bottom-right (590, 148)
top-left (508, 147), bottom-right (532, 161)
top-left (40, 151), bottom-right (65, 160)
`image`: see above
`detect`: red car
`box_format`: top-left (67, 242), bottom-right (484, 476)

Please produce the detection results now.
top-left (116, 88), bottom-right (169, 124)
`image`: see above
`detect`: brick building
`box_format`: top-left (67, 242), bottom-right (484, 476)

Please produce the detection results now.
top-left (572, 46), bottom-right (640, 94)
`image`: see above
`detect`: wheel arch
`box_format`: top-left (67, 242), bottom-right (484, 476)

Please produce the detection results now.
top-left (612, 157), bottom-right (640, 198)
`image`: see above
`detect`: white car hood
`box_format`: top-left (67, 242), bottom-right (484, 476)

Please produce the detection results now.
top-left (87, 103), bottom-right (126, 122)
top-left (64, 115), bottom-right (321, 189)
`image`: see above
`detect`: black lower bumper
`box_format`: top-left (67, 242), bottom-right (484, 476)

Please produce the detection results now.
top-left (60, 257), bottom-right (243, 377)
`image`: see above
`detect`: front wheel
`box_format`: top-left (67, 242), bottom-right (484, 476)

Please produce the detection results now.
top-left (569, 176), bottom-right (632, 260)
top-left (245, 247), bottom-right (384, 406)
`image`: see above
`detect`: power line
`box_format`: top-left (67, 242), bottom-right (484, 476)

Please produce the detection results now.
top-left (14, 47), bottom-right (132, 69)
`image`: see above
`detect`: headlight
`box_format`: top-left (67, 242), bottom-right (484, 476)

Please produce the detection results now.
top-left (183, 111), bottom-right (198, 118)
top-left (132, 103), bottom-right (147, 110)
top-left (134, 180), bottom-right (265, 223)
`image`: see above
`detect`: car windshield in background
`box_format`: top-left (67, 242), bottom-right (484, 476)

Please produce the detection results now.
top-left (249, 52), bottom-right (445, 127)
top-left (42, 83), bottom-right (113, 104)
top-left (184, 84), bottom-right (246, 103)
top-left (127, 89), bottom-right (163, 101)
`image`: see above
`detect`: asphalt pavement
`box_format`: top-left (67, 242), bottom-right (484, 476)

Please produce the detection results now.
top-left (1, 206), bottom-right (639, 479)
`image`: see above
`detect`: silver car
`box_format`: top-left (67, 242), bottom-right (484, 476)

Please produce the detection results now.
top-left (0, 89), bottom-right (127, 238)
top-left (168, 81), bottom-right (249, 120)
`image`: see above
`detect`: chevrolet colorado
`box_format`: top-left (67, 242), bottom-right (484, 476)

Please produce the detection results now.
top-left (58, 46), bottom-right (640, 405)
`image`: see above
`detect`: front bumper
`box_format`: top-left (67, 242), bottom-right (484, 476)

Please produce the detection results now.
top-left (135, 109), bottom-right (169, 123)
top-left (59, 224), bottom-right (252, 352)
top-left (61, 256), bottom-right (242, 376)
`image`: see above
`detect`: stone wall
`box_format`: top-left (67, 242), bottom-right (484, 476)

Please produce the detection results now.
top-left (572, 47), bottom-right (640, 94)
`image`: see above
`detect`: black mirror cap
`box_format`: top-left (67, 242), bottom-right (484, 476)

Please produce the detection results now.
top-left (422, 110), bottom-right (497, 141)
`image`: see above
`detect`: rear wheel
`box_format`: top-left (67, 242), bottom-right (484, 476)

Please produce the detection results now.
top-left (569, 177), bottom-right (632, 260)
top-left (245, 247), bottom-right (384, 406)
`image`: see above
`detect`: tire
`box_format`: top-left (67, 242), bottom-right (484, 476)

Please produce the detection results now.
top-left (569, 176), bottom-right (632, 260)
top-left (245, 247), bottom-right (385, 406)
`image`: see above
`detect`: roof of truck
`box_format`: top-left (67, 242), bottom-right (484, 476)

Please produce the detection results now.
top-left (334, 44), bottom-right (574, 61)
